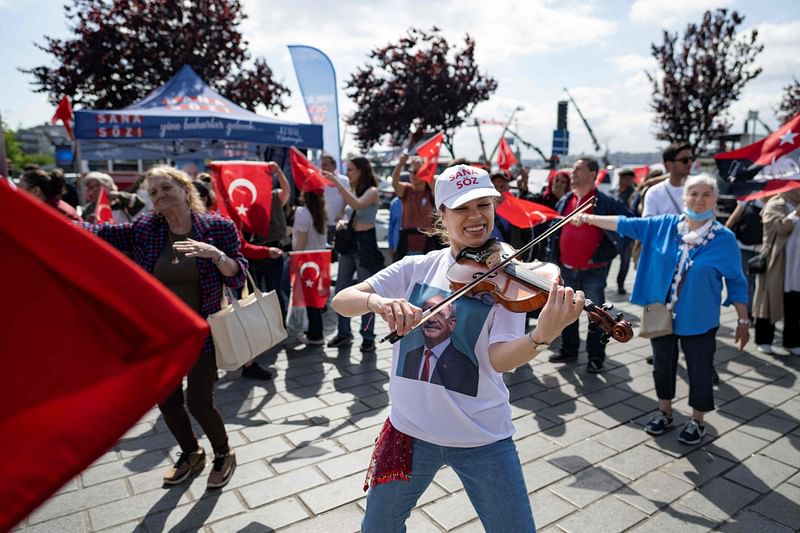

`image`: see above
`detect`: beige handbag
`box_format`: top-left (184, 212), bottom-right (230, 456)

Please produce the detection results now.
top-left (208, 270), bottom-right (287, 370)
top-left (639, 303), bottom-right (673, 339)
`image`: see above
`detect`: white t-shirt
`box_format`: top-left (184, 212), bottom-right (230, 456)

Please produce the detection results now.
top-left (292, 206), bottom-right (327, 251)
top-left (366, 248), bottom-right (525, 447)
top-left (324, 174), bottom-right (350, 226)
top-left (643, 179), bottom-right (684, 216)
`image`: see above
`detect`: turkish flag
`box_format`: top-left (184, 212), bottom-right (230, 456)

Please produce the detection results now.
top-left (210, 161), bottom-right (273, 238)
top-left (414, 132), bottom-right (444, 184)
top-left (95, 187), bottom-right (114, 223)
top-left (633, 165), bottom-right (650, 184)
top-left (594, 168), bottom-right (610, 187)
top-left (50, 95), bottom-right (75, 141)
top-left (496, 192), bottom-right (559, 228)
top-left (290, 147), bottom-right (328, 194)
top-left (497, 137), bottom-right (518, 172)
top-left (290, 250), bottom-right (331, 308)
top-left (716, 112), bottom-right (800, 198)
top-left (0, 181), bottom-right (207, 531)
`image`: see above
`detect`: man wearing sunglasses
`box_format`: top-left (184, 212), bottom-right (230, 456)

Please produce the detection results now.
top-left (642, 142), bottom-right (694, 217)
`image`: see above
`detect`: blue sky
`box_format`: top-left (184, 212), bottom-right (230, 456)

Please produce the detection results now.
top-left (1, 0), bottom-right (799, 160)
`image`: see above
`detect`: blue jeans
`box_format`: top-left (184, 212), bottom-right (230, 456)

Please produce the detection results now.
top-left (362, 437), bottom-right (535, 533)
top-left (559, 265), bottom-right (608, 363)
top-left (616, 242), bottom-right (632, 290)
top-left (335, 252), bottom-right (376, 341)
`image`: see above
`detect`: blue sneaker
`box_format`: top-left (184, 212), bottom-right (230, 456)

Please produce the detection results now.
top-left (644, 410), bottom-right (673, 435)
top-left (677, 419), bottom-right (707, 445)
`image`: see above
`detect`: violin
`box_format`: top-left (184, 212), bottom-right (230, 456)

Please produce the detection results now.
top-left (451, 240), bottom-right (634, 343)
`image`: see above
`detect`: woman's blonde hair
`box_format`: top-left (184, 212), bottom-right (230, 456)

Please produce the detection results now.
top-left (144, 165), bottom-right (206, 213)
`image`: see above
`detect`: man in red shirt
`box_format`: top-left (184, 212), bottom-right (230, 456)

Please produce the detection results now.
top-left (547, 158), bottom-right (634, 373)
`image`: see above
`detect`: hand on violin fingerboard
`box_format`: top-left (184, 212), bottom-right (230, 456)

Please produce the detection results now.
top-left (536, 281), bottom-right (585, 342)
top-left (367, 295), bottom-right (423, 337)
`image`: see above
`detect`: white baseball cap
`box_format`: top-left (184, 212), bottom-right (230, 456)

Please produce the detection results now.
top-left (434, 165), bottom-right (500, 209)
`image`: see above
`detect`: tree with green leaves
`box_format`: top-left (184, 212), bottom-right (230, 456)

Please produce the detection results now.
top-left (776, 78), bottom-right (800, 126)
top-left (346, 27), bottom-right (497, 156)
top-left (24, 0), bottom-right (289, 112)
top-left (647, 9), bottom-right (763, 153)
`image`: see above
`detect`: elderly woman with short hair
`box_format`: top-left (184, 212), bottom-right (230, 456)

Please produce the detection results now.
top-left (82, 171), bottom-right (146, 223)
top-left (83, 165), bottom-right (245, 488)
top-left (573, 174), bottom-right (749, 446)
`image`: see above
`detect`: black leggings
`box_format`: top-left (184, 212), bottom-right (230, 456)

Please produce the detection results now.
top-left (158, 349), bottom-right (229, 455)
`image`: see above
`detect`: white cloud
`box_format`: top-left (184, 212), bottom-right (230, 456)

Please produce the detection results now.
top-left (608, 53), bottom-right (655, 74)
top-left (629, 0), bottom-right (734, 27)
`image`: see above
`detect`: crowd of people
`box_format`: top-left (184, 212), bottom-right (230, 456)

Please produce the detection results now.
top-left (9, 137), bottom-right (798, 530)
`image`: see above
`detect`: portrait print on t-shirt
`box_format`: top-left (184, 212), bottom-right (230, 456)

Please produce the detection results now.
top-left (396, 283), bottom-right (491, 397)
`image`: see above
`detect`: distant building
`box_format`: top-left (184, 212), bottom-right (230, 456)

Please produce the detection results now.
top-left (16, 124), bottom-right (71, 155)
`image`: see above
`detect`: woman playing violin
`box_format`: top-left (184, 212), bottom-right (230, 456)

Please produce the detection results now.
top-left (332, 165), bottom-right (584, 532)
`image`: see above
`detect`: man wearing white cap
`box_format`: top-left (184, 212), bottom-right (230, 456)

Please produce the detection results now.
top-left (332, 165), bottom-right (585, 532)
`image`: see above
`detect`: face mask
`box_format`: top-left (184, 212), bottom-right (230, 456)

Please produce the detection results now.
top-left (683, 207), bottom-right (715, 221)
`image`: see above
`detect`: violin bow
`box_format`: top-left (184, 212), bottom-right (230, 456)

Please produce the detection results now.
top-left (380, 197), bottom-right (597, 344)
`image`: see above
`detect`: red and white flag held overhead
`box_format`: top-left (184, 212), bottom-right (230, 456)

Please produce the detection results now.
top-left (497, 137), bottom-right (518, 172)
top-left (290, 250), bottom-right (331, 309)
top-left (94, 187), bottom-right (114, 223)
top-left (210, 162), bottom-right (273, 238)
top-left (414, 132), bottom-right (444, 184)
top-left (50, 96), bottom-right (75, 141)
top-left (289, 147), bottom-right (328, 194)
top-left (715, 111), bottom-right (800, 200)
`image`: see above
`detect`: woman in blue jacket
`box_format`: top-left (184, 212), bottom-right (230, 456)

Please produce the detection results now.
top-left (573, 174), bottom-right (750, 446)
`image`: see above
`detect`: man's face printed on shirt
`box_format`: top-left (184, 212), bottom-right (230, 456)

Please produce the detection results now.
top-left (421, 295), bottom-right (456, 347)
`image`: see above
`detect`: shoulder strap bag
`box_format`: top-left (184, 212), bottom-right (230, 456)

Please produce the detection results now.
top-left (208, 270), bottom-right (288, 370)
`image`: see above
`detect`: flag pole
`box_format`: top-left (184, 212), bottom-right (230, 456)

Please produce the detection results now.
top-left (0, 112), bottom-right (8, 179)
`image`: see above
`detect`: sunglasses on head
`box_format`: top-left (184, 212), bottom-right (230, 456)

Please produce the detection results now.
top-left (674, 156), bottom-right (694, 164)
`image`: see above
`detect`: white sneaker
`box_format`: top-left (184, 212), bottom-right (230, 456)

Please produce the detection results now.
top-left (757, 344), bottom-right (774, 354)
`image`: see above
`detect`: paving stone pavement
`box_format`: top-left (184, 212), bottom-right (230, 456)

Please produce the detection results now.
top-left (15, 259), bottom-right (800, 532)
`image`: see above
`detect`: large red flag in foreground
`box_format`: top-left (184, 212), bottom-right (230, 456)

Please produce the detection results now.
top-left (95, 187), bottom-right (114, 222)
top-left (289, 147), bottom-right (328, 194)
top-left (290, 250), bottom-right (332, 308)
top-left (715, 112), bottom-right (800, 199)
top-left (497, 137), bottom-right (518, 172)
top-left (0, 181), bottom-right (208, 531)
top-left (414, 132), bottom-right (444, 184)
top-left (50, 95), bottom-right (75, 141)
top-left (210, 161), bottom-right (273, 237)
top-left (496, 192), bottom-right (559, 228)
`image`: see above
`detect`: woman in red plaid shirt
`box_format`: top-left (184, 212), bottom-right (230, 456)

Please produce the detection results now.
top-left (83, 165), bottom-right (246, 489)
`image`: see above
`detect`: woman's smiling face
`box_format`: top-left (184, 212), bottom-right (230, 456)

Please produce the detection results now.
top-left (440, 196), bottom-right (495, 252)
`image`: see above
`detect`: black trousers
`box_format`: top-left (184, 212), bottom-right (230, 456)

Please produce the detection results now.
top-left (755, 291), bottom-right (800, 348)
top-left (159, 349), bottom-right (229, 455)
top-left (651, 327), bottom-right (717, 413)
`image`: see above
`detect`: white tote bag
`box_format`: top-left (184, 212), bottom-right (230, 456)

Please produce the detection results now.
top-left (208, 270), bottom-right (288, 370)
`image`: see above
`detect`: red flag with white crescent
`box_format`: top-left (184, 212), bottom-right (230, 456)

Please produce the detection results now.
top-left (414, 132), bottom-right (444, 184)
top-left (716, 112), bottom-right (800, 199)
top-left (496, 192), bottom-right (560, 228)
top-left (0, 180), bottom-right (207, 531)
top-left (497, 137), bottom-right (518, 172)
top-left (632, 165), bottom-right (650, 184)
top-left (50, 95), bottom-right (75, 141)
top-left (290, 250), bottom-right (331, 309)
top-left (210, 161), bottom-right (273, 238)
top-left (95, 187), bottom-right (114, 223)
top-left (289, 147), bottom-right (328, 194)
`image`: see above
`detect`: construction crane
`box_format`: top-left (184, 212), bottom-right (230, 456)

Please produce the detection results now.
top-left (563, 88), bottom-right (609, 166)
